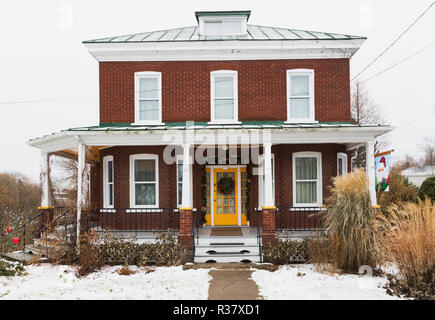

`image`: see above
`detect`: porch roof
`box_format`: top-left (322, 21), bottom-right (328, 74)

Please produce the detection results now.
top-left (27, 122), bottom-right (394, 154)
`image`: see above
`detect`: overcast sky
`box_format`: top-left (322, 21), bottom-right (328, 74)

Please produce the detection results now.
top-left (0, 0), bottom-right (434, 182)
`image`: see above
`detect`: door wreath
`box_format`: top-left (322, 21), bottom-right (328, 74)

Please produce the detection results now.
top-left (217, 176), bottom-right (235, 195)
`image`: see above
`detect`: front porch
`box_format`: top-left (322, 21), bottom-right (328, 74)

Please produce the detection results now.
top-left (28, 122), bottom-right (392, 259)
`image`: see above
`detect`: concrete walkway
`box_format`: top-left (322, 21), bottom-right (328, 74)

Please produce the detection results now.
top-left (208, 269), bottom-right (262, 300)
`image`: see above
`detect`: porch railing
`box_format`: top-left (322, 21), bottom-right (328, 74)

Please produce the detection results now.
top-left (275, 206), bottom-right (326, 232)
top-left (89, 208), bottom-right (180, 235)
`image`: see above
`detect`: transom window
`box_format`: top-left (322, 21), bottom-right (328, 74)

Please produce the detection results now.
top-left (286, 69), bottom-right (315, 123)
top-left (293, 152), bottom-right (322, 206)
top-left (210, 70), bottom-right (239, 124)
top-left (130, 154), bottom-right (159, 208)
top-left (103, 156), bottom-right (114, 208)
top-left (134, 72), bottom-right (162, 124)
top-left (337, 153), bottom-right (348, 176)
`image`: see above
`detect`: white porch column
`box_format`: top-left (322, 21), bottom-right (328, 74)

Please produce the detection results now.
top-left (76, 141), bottom-right (86, 245)
top-left (365, 140), bottom-right (377, 206)
top-left (181, 143), bottom-right (192, 208)
top-left (263, 142), bottom-right (274, 208)
top-left (40, 151), bottom-right (51, 207)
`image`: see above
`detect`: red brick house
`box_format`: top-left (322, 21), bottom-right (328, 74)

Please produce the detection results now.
top-left (28, 11), bottom-right (392, 262)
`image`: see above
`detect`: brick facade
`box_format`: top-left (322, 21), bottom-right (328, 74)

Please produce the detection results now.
top-left (99, 59), bottom-right (350, 124)
top-left (92, 143), bottom-right (347, 223)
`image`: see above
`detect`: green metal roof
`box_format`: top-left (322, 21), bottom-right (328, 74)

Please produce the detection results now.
top-left (83, 24), bottom-right (366, 43)
top-left (61, 122), bottom-right (388, 133)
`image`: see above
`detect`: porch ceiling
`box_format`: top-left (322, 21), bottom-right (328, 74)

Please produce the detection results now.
top-left (27, 123), bottom-right (394, 153)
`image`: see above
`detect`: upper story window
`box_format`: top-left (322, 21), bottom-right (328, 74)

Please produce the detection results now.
top-left (103, 155), bottom-right (114, 208)
top-left (286, 69), bottom-right (315, 123)
top-left (134, 72), bottom-right (162, 125)
top-left (210, 70), bottom-right (239, 124)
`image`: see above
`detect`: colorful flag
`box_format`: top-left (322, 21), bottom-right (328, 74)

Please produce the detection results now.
top-left (375, 151), bottom-right (392, 192)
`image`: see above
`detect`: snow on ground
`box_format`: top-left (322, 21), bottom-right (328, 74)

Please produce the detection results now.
top-left (251, 264), bottom-right (403, 300)
top-left (0, 264), bottom-right (211, 300)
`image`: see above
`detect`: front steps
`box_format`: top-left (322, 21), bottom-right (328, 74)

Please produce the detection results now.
top-left (193, 234), bottom-right (262, 263)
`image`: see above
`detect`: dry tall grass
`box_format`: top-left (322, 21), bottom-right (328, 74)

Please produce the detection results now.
top-left (378, 199), bottom-right (434, 298)
top-left (318, 168), bottom-right (378, 273)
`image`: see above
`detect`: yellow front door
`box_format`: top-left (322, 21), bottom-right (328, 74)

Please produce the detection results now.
top-left (213, 168), bottom-right (239, 226)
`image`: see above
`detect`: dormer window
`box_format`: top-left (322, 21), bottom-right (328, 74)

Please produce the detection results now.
top-left (196, 11), bottom-right (250, 36)
top-left (203, 20), bottom-right (242, 35)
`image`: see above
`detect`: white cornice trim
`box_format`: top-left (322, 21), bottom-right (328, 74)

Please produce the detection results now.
top-left (27, 125), bottom-right (393, 153)
top-left (83, 39), bottom-right (365, 62)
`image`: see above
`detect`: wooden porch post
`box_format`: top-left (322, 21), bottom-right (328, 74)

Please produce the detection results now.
top-left (40, 151), bottom-right (52, 207)
top-left (262, 142), bottom-right (277, 245)
top-left (76, 140), bottom-right (86, 246)
top-left (365, 140), bottom-right (377, 206)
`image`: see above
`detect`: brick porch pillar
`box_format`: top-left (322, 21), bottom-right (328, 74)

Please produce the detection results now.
top-left (178, 208), bottom-right (193, 249)
top-left (262, 207), bottom-right (277, 245)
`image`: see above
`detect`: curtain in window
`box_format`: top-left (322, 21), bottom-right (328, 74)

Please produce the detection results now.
top-left (290, 75), bottom-right (310, 119)
top-left (215, 76), bottom-right (234, 120)
top-left (295, 157), bottom-right (317, 204)
top-left (139, 78), bottom-right (159, 121)
top-left (134, 159), bottom-right (156, 205)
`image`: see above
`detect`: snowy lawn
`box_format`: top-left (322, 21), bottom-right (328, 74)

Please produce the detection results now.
top-left (252, 264), bottom-right (403, 300)
top-left (0, 264), bottom-right (211, 300)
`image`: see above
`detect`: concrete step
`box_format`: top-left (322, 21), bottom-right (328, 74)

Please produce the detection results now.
top-left (196, 236), bottom-right (259, 246)
top-left (194, 253), bottom-right (261, 263)
top-left (195, 245), bottom-right (260, 255)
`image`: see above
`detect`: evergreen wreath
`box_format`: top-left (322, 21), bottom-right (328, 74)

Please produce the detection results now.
top-left (217, 176), bottom-right (235, 195)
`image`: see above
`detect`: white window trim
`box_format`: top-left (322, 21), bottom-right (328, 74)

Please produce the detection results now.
top-left (103, 155), bottom-right (114, 208)
top-left (285, 69), bottom-right (317, 124)
top-left (258, 154), bottom-right (275, 208)
top-left (292, 152), bottom-right (323, 207)
top-left (209, 70), bottom-right (240, 124)
top-left (198, 16), bottom-right (248, 36)
top-left (337, 152), bottom-right (348, 176)
top-left (133, 71), bottom-right (164, 125)
top-left (129, 154), bottom-right (159, 208)
top-left (176, 156), bottom-right (193, 208)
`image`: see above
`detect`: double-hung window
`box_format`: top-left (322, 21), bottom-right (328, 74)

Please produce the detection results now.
top-left (337, 153), bottom-right (348, 176)
top-left (286, 69), bottom-right (315, 123)
top-left (176, 157), bottom-right (193, 207)
top-left (293, 152), bottom-right (322, 206)
top-left (258, 154), bottom-right (275, 208)
top-left (210, 70), bottom-right (239, 124)
top-left (130, 154), bottom-right (159, 208)
top-left (134, 72), bottom-right (162, 125)
top-left (103, 156), bottom-right (114, 208)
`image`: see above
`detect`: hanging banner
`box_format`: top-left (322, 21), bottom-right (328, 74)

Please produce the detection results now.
top-left (375, 150), bottom-right (393, 192)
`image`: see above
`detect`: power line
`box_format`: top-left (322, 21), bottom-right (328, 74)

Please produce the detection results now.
top-left (359, 41), bottom-right (435, 84)
top-left (352, 1), bottom-right (435, 81)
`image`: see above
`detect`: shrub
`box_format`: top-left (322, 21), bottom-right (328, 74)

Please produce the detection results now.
top-left (378, 168), bottom-right (419, 209)
top-left (419, 176), bottom-right (435, 202)
top-left (263, 239), bottom-right (308, 264)
top-left (378, 199), bottom-right (434, 299)
top-left (306, 235), bottom-right (346, 273)
top-left (0, 259), bottom-right (25, 277)
top-left (58, 232), bottom-right (185, 276)
top-left (324, 168), bottom-right (379, 273)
